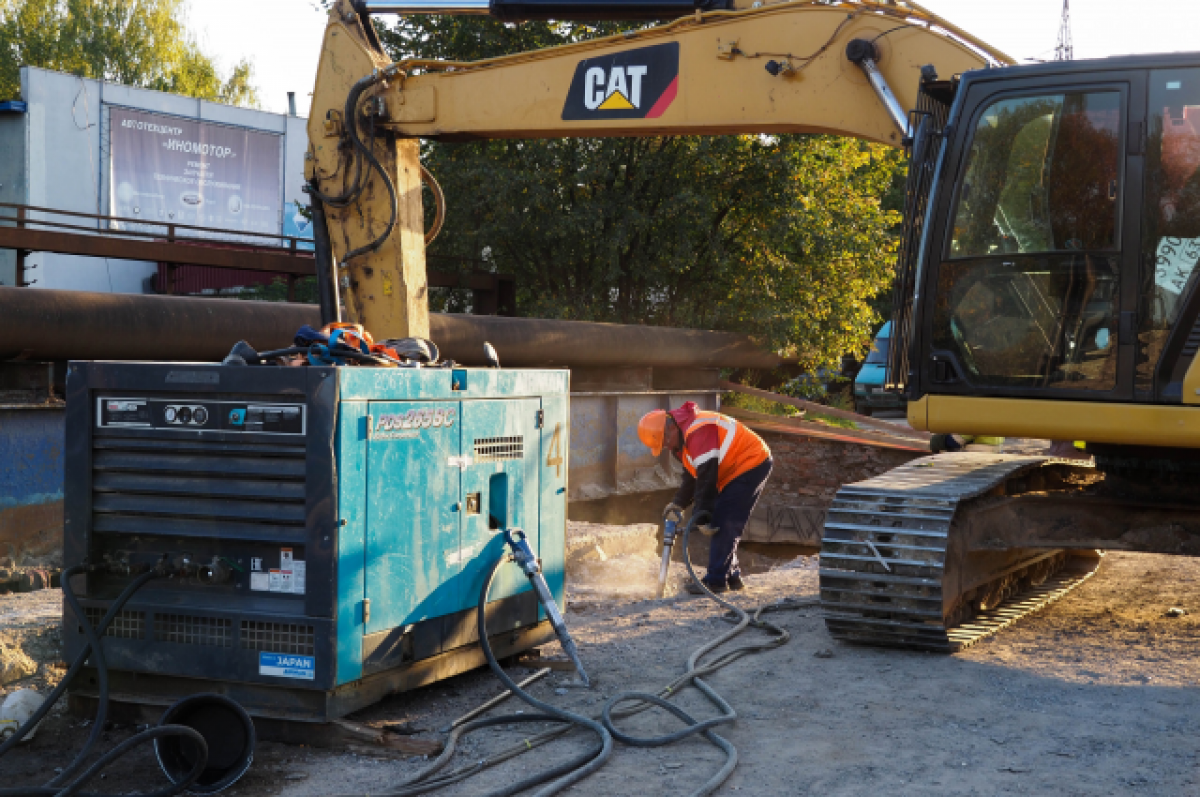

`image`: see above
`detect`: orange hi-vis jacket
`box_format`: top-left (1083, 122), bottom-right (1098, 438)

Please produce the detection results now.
top-left (680, 410), bottom-right (771, 492)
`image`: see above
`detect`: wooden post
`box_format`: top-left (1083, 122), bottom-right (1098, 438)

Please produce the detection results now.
top-left (286, 274), bottom-right (297, 303)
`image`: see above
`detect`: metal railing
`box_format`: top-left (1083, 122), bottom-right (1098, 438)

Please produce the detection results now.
top-left (0, 202), bottom-right (516, 314)
top-left (0, 201), bottom-right (311, 253)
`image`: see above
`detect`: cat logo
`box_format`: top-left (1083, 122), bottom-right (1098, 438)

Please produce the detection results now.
top-left (562, 43), bottom-right (679, 121)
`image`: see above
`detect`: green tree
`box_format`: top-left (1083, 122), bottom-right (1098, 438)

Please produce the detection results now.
top-left (377, 16), bottom-right (903, 369)
top-left (0, 0), bottom-right (259, 107)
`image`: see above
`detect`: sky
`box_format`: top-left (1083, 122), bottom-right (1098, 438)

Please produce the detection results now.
top-left (186, 0), bottom-right (1200, 117)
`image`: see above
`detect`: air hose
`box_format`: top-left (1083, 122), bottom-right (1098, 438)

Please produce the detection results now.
top-left (333, 515), bottom-right (813, 797)
top-left (0, 565), bottom-right (209, 797)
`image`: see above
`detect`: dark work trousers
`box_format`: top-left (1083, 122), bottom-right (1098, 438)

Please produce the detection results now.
top-left (703, 457), bottom-right (773, 587)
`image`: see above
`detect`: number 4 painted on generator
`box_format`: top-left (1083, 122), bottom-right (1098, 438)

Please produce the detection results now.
top-left (546, 422), bottom-right (564, 478)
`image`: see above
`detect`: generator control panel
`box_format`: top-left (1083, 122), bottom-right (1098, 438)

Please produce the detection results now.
top-left (97, 397), bottom-right (306, 434)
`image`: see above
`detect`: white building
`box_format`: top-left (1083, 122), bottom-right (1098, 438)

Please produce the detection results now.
top-left (0, 66), bottom-right (311, 293)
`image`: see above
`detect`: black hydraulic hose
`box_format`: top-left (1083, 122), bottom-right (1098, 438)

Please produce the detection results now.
top-left (387, 715), bottom-right (603, 797)
top-left (46, 565), bottom-right (129, 786)
top-left (0, 726), bottom-right (208, 797)
top-left (339, 112), bottom-right (398, 267)
top-left (599, 511), bottom-right (796, 796)
top-left (472, 554), bottom-right (613, 797)
top-left (306, 74), bottom-right (374, 210)
top-left (330, 519), bottom-right (809, 797)
top-left (0, 568), bottom-right (153, 758)
top-left (307, 193), bottom-right (343, 326)
top-left (0, 567), bottom-right (210, 797)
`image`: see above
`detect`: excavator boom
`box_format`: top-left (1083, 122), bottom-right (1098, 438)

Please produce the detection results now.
top-left (305, 0), bottom-right (1007, 339)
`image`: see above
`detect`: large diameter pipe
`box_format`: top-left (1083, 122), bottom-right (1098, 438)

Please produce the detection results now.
top-left (0, 288), bottom-right (319, 362)
top-left (0, 288), bottom-right (781, 369)
top-left (432, 312), bottom-right (781, 368)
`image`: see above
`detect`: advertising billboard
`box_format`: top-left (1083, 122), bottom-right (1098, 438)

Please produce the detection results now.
top-left (108, 106), bottom-right (283, 242)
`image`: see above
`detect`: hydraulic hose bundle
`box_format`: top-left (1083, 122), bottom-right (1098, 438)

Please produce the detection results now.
top-left (0, 565), bottom-right (211, 797)
top-left (335, 513), bottom-right (812, 797)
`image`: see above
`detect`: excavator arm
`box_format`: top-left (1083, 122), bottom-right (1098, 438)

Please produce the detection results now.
top-left (305, 0), bottom-right (1011, 338)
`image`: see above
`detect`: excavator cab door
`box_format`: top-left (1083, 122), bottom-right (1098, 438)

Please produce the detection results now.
top-left (918, 69), bottom-right (1147, 403)
top-left (1133, 68), bottom-right (1200, 402)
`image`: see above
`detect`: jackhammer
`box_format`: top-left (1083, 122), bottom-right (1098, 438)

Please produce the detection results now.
top-left (657, 505), bottom-right (684, 598)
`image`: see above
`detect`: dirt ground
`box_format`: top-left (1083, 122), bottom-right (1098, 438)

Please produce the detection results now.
top-left (3, 544), bottom-right (1200, 796)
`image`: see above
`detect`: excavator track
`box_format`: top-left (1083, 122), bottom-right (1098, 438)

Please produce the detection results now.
top-left (819, 453), bottom-right (1102, 652)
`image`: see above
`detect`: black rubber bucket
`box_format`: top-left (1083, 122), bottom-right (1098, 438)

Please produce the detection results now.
top-left (154, 693), bottom-right (256, 794)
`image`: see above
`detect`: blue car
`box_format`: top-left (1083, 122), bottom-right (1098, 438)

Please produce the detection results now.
top-left (853, 321), bottom-right (905, 416)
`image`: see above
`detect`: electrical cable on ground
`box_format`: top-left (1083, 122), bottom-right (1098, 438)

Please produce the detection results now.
top-left (332, 514), bottom-right (816, 797)
top-left (0, 565), bottom-right (210, 797)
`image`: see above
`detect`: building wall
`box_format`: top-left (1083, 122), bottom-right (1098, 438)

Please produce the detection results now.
top-left (12, 67), bottom-right (310, 294)
top-left (0, 110), bottom-right (26, 286)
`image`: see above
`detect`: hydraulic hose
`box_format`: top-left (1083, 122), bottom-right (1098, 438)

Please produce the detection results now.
top-left (307, 69), bottom-right (400, 269)
top-left (0, 565), bottom-right (210, 797)
top-left (599, 512), bottom-right (793, 796)
top-left (331, 517), bottom-right (812, 797)
top-left (471, 553), bottom-right (612, 797)
top-left (338, 112), bottom-right (398, 267)
top-left (306, 73), bottom-right (376, 210)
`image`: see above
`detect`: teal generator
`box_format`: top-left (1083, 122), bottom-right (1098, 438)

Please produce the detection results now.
top-left (63, 362), bottom-right (569, 722)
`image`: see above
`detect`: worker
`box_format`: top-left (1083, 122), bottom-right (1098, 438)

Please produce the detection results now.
top-left (638, 402), bottom-right (773, 594)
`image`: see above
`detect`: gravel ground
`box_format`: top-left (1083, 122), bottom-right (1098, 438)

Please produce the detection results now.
top-left (3, 544), bottom-right (1200, 796)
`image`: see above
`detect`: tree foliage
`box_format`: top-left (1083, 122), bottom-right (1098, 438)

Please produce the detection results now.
top-left (0, 0), bottom-right (259, 107)
top-left (378, 17), bottom-right (904, 368)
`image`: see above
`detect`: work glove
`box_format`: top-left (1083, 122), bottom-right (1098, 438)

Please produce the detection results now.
top-left (697, 523), bottom-right (720, 537)
top-left (662, 502), bottom-right (684, 521)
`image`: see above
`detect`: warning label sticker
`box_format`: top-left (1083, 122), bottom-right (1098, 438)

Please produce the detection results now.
top-left (269, 570), bottom-right (293, 593)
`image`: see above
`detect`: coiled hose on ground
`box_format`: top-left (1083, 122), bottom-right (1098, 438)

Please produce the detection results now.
top-left (336, 514), bottom-right (815, 797)
top-left (0, 565), bottom-right (208, 797)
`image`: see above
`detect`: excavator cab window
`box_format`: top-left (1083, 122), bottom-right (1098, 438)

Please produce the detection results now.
top-left (1138, 69), bottom-right (1200, 398)
top-left (933, 89), bottom-right (1123, 391)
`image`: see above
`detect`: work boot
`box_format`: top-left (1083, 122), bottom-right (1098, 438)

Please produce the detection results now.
top-left (727, 575), bottom-right (745, 591)
top-left (683, 577), bottom-right (726, 595)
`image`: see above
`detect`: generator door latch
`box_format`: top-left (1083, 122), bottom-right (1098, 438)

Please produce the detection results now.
top-left (363, 599), bottom-right (370, 624)
top-left (464, 493), bottom-right (481, 515)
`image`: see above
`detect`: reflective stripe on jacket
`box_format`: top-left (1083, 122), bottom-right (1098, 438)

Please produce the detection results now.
top-left (681, 411), bottom-right (771, 492)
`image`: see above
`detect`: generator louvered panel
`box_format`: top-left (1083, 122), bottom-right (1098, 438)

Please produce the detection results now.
top-left (240, 621), bottom-right (315, 655)
top-left (83, 607), bottom-right (145, 639)
top-left (91, 437), bottom-right (307, 540)
top-left (474, 436), bottom-right (523, 461)
top-left (155, 614), bottom-right (231, 647)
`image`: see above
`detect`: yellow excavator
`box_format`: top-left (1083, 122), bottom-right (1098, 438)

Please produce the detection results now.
top-left (307, 0), bottom-right (1200, 651)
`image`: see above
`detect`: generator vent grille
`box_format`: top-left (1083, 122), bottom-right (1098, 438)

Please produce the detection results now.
top-left (83, 607), bottom-right (145, 639)
top-left (154, 614), bottom-right (232, 647)
top-left (240, 621), bottom-right (315, 656)
top-left (474, 436), bottom-right (523, 461)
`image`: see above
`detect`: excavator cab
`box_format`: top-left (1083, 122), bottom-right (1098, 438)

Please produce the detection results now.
top-left (896, 58), bottom-right (1200, 443)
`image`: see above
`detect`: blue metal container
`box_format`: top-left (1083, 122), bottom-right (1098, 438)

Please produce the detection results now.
top-left (63, 362), bottom-right (568, 722)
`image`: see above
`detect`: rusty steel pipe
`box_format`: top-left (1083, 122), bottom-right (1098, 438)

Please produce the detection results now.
top-left (431, 312), bottom-right (781, 368)
top-left (0, 288), bottom-right (781, 369)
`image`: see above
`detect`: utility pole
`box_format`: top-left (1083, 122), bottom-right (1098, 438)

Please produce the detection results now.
top-left (1055, 0), bottom-right (1074, 61)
